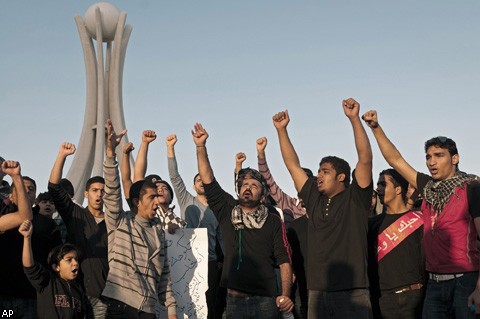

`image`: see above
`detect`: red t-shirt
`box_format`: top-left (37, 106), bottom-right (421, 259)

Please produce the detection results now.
top-left (417, 173), bottom-right (480, 273)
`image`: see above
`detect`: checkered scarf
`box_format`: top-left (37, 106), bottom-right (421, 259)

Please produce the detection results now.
top-left (231, 204), bottom-right (268, 230)
top-left (423, 171), bottom-right (478, 214)
top-left (155, 206), bottom-right (186, 229)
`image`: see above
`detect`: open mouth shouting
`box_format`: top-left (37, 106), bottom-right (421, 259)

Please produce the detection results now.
top-left (242, 190), bottom-right (253, 198)
top-left (317, 179), bottom-right (324, 189)
top-left (71, 267), bottom-right (79, 278)
top-left (429, 168), bottom-right (438, 176)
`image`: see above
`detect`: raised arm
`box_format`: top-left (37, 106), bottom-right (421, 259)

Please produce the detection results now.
top-left (166, 134), bottom-right (195, 216)
top-left (273, 110), bottom-right (308, 193)
top-left (256, 137), bottom-right (268, 160)
top-left (133, 130), bottom-right (156, 182)
top-left (0, 161), bottom-right (32, 232)
top-left (342, 98), bottom-right (372, 188)
top-left (48, 143), bottom-right (77, 221)
top-left (166, 134), bottom-right (177, 159)
top-left (257, 137), bottom-right (304, 219)
top-left (49, 142), bottom-right (76, 184)
top-left (192, 123), bottom-right (214, 184)
top-left (235, 152), bottom-right (246, 175)
top-left (19, 220), bottom-right (34, 267)
top-left (120, 142), bottom-right (134, 199)
top-left (104, 119), bottom-right (126, 218)
top-left (20, 220), bottom-right (50, 292)
top-left (362, 110), bottom-right (418, 188)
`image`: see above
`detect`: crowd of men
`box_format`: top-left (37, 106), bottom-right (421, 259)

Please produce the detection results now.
top-left (1, 99), bottom-right (480, 319)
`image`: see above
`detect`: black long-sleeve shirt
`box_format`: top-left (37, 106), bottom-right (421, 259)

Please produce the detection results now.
top-left (0, 204), bottom-right (61, 298)
top-left (204, 179), bottom-right (290, 297)
top-left (48, 182), bottom-right (108, 299)
top-left (24, 262), bottom-right (86, 319)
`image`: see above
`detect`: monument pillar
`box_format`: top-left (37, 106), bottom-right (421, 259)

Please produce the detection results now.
top-left (67, 2), bottom-right (133, 203)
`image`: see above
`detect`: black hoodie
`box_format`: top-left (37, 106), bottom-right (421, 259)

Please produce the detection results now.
top-left (24, 262), bottom-right (86, 319)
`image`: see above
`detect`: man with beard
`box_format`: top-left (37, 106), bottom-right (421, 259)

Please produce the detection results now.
top-left (192, 123), bottom-right (293, 319)
top-left (166, 134), bottom-right (223, 319)
top-left (362, 110), bottom-right (480, 318)
top-left (273, 98), bottom-right (374, 318)
top-left (368, 169), bottom-right (425, 319)
top-left (48, 142), bottom-right (109, 318)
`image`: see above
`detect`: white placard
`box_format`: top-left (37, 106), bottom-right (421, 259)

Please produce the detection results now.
top-left (157, 228), bottom-right (209, 319)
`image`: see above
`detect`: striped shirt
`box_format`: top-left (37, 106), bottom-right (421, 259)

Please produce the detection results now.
top-left (101, 157), bottom-right (176, 316)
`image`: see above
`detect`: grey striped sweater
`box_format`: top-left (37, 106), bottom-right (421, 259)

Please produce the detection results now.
top-left (101, 157), bottom-right (177, 316)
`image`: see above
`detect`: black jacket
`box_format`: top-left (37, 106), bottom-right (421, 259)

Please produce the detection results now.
top-left (24, 262), bottom-right (86, 319)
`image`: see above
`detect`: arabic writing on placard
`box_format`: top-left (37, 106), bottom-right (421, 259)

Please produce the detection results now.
top-left (157, 228), bottom-right (208, 319)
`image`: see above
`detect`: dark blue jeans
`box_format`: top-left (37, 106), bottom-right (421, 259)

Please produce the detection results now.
top-left (105, 297), bottom-right (155, 319)
top-left (223, 294), bottom-right (279, 319)
top-left (308, 289), bottom-right (372, 318)
top-left (379, 287), bottom-right (425, 319)
top-left (422, 272), bottom-right (478, 319)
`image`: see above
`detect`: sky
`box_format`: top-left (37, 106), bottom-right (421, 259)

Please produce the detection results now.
top-left (1, 1), bottom-right (480, 207)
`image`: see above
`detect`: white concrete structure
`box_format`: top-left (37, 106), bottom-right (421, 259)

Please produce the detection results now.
top-left (67, 2), bottom-right (133, 203)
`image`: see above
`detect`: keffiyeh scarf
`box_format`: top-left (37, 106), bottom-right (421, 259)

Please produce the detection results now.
top-left (423, 171), bottom-right (478, 214)
top-left (155, 205), bottom-right (186, 229)
top-left (231, 204), bottom-right (268, 230)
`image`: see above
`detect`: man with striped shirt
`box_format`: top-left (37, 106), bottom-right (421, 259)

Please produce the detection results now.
top-left (101, 120), bottom-right (177, 319)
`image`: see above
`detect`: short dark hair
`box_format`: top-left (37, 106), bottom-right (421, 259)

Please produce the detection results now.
top-left (139, 180), bottom-right (157, 199)
top-left (319, 156), bottom-right (351, 187)
top-left (36, 192), bottom-right (52, 203)
top-left (11, 176), bottom-right (36, 193)
top-left (424, 136), bottom-right (458, 156)
top-left (156, 180), bottom-right (174, 204)
top-left (85, 176), bottom-right (105, 191)
top-left (193, 173), bottom-right (200, 184)
top-left (129, 180), bottom-right (144, 201)
top-left (47, 243), bottom-right (79, 268)
top-left (23, 176), bottom-right (37, 190)
top-left (379, 169), bottom-right (409, 202)
top-left (60, 178), bottom-right (74, 197)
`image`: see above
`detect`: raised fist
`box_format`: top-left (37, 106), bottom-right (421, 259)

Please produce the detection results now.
top-left (361, 110), bottom-right (379, 129)
top-left (272, 110), bottom-right (290, 129)
top-left (166, 134), bottom-right (177, 148)
top-left (256, 137), bottom-right (268, 153)
top-left (342, 98), bottom-right (360, 119)
top-left (142, 130), bottom-right (157, 144)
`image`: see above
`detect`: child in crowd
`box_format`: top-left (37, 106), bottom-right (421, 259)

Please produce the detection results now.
top-left (19, 220), bottom-right (86, 319)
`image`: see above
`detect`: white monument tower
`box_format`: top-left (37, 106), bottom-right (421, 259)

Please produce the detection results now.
top-left (67, 2), bottom-right (133, 203)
